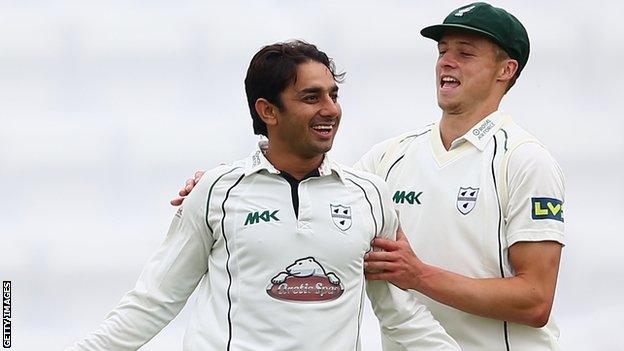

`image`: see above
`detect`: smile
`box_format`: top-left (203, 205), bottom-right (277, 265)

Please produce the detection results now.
top-left (311, 122), bottom-right (335, 137)
top-left (440, 75), bottom-right (461, 89)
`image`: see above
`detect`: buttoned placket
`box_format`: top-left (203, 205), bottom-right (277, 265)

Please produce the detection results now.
top-left (296, 178), bottom-right (313, 232)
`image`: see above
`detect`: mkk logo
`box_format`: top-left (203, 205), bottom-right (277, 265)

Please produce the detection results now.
top-left (244, 210), bottom-right (280, 226)
top-left (531, 197), bottom-right (564, 222)
top-left (330, 204), bottom-right (352, 231)
top-left (392, 191), bottom-right (423, 205)
top-left (457, 187), bottom-right (479, 215)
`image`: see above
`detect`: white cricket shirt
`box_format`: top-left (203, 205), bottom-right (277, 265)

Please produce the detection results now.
top-left (67, 144), bottom-right (460, 351)
top-left (355, 111), bottom-right (565, 351)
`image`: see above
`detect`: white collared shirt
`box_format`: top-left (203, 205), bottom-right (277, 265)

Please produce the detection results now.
top-left (355, 111), bottom-right (565, 351)
top-left (67, 144), bottom-right (460, 351)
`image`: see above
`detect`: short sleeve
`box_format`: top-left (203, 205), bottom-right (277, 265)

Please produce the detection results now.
top-left (505, 142), bottom-right (565, 246)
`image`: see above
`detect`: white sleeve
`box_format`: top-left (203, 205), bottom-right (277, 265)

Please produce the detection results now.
top-left (66, 177), bottom-right (214, 351)
top-left (353, 138), bottom-right (395, 174)
top-left (365, 179), bottom-right (460, 350)
top-left (506, 142), bottom-right (565, 246)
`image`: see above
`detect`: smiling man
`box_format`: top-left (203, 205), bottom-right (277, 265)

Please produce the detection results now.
top-left (173, 4), bottom-right (565, 350)
top-left (67, 41), bottom-right (459, 351)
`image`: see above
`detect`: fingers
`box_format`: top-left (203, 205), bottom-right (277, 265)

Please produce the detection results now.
top-left (370, 237), bottom-right (401, 251)
top-left (396, 226), bottom-right (409, 242)
top-left (365, 250), bottom-right (397, 262)
top-left (364, 271), bottom-right (396, 281)
top-left (178, 176), bottom-right (199, 197)
top-left (194, 170), bottom-right (205, 180)
top-left (364, 260), bottom-right (398, 272)
top-left (170, 197), bottom-right (184, 206)
top-left (171, 170), bottom-right (205, 207)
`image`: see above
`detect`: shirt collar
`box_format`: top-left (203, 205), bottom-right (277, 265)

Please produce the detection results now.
top-left (449, 111), bottom-right (506, 151)
top-left (244, 140), bottom-right (345, 181)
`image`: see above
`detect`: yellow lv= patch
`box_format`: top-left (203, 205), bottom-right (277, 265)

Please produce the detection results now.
top-left (547, 202), bottom-right (561, 215)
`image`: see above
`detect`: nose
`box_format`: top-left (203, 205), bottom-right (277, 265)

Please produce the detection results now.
top-left (319, 95), bottom-right (341, 118)
top-left (437, 51), bottom-right (458, 69)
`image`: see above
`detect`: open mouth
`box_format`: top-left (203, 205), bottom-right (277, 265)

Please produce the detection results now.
top-left (440, 75), bottom-right (461, 90)
top-left (311, 122), bottom-right (335, 138)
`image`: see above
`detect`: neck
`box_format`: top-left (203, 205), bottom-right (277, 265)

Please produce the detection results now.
top-left (439, 103), bottom-right (499, 150)
top-left (264, 144), bottom-right (323, 180)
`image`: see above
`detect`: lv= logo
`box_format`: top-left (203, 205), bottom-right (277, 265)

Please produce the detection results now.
top-left (531, 197), bottom-right (564, 222)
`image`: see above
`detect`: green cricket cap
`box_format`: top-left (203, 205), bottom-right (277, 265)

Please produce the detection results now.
top-left (420, 2), bottom-right (530, 76)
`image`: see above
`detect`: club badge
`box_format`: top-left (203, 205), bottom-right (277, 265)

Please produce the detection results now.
top-left (457, 187), bottom-right (479, 215)
top-left (330, 204), bottom-right (352, 231)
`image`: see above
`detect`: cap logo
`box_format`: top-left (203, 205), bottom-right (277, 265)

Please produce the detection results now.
top-left (454, 5), bottom-right (476, 17)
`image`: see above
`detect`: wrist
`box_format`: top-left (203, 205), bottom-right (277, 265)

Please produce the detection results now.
top-left (411, 261), bottom-right (439, 293)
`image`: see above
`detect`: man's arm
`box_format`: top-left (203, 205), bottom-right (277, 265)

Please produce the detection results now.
top-left (365, 232), bottom-right (561, 327)
top-left (68, 174), bottom-right (214, 350)
top-left (366, 142), bottom-right (565, 328)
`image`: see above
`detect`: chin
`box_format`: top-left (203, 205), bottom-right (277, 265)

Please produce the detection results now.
top-left (437, 99), bottom-right (461, 114)
top-left (313, 141), bottom-right (334, 155)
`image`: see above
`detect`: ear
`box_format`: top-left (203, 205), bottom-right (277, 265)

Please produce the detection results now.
top-left (255, 98), bottom-right (279, 127)
top-left (498, 59), bottom-right (519, 83)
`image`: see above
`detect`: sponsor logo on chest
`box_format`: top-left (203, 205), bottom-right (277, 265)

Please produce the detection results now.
top-left (392, 190), bottom-right (423, 205)
top-left (244, 210), bottom-right (280, 226)
top-left (266, 257), bottom-right (344, 302)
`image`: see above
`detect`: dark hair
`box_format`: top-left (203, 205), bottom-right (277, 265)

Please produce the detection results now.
top-left (244, 40), bottom-right (345, 137)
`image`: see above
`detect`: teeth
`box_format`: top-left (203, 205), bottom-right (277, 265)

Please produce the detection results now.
top-left (442, 76), bottom-right (458, 83)
top-left (313, 125), bottom-right (333, 130)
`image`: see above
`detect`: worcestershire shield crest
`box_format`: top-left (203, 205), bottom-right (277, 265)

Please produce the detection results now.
top-left (330, 204), bottom-right (352, 231)
top-left (457, 187), bottom-right (479, 215)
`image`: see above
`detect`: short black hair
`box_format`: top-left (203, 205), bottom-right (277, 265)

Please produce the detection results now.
top-left (244, 40), bottom-right (345, 137)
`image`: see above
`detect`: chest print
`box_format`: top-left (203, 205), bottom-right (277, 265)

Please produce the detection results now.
top-left (457, 187), bottom-right (479, 215)
top-left (330, 204), bottom-right (352, 231)
top-left (266, 257), bottom-right (344, 302)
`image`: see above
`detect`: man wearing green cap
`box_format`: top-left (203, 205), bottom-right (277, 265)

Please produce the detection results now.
top-left (360, 2), bottom-right (564, 350)
top-left (171, 2), bottom-right (564, 350)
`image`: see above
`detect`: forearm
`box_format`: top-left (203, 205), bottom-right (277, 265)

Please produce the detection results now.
top-left (68, 208), bottom-right (211, 350)
top-left (67, 289), bottom-right (186, 350)
top-left (366, 234), bottom-right (562, 328)
top-left (414, 263), bottom-right (554, 327)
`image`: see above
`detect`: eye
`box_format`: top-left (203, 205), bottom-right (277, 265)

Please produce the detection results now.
top-left (303, 95), bottom-right (318, 103)
top-left (437, 50), bottom-right (446, 58)
top-left (460, 52), bottom-right (475, 58)
top-left (330, 93), bottom-right (339, 102)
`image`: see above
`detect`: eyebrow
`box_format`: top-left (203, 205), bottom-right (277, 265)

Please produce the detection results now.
top-left (297, 85), bottom-right (339, 95)
top-left (438, 40), bottom-right (478, 49)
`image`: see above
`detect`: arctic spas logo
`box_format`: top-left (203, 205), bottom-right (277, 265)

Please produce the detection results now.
top-left (531, 197), bottom-right (564, 222)
top-left (266, 257), bottom-right (344, 302)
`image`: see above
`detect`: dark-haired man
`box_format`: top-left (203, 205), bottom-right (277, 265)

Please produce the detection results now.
top-left (174, 3), bottom-right (565, 351)
top-left (67, 40), bottom-right (459, 350)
